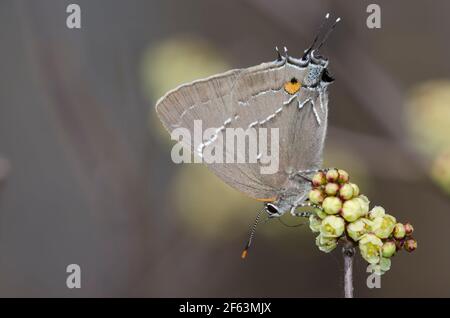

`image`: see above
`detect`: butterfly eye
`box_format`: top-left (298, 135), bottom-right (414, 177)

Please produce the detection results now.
top-left (265, 203), bottom-right (280, 215)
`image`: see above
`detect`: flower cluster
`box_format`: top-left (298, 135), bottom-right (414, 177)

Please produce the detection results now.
top-left (308, 169), bottom-right (417, 275)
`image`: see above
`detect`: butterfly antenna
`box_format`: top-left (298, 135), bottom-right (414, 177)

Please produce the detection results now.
top-left (305, 13), bottom-right (331, 54)
top-left (241, 208), bottom-right (265, 259)
top-left (317, 17), bottom-right (341, 51)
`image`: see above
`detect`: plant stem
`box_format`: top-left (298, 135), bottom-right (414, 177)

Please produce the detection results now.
top-left (343, 243), bottom-right (355, 298)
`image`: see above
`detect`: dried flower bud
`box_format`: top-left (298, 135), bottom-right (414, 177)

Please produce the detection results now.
top-left (381, 241), bottom-right (396, 258)
top-left (341, 198), bottom-right (363, 222)
top-left (404, 238), bottom-right (417, 252)
top-left (322, 196), bottom-right (343, 215)
top-left (325, 183), bottom-right (339, 196)
top-left (395, 239), bottom-right (405, 251)
top-left (312, 171), bottom-right (327, 187)
top-left (339, 183), bottom-right (354, 201)
top-left (326, 169), bottom-right (339, 183)
top-left (393, 223), bottom-right (406, 239)
top-left (308, 189), bottom-right (324, 205)
top-left (337, 169), bottom-right (349, 184)
top-left (320, 215), bottom-right (345, 238)
top-left (404, 223), bottom-right (414, 236)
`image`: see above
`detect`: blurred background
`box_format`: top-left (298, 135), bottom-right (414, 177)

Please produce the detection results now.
top-left (0, 0), bottom-right (449, 297)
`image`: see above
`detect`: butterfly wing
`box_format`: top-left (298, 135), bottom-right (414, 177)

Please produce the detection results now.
top-left (156, 59), bottom-right (329, 200)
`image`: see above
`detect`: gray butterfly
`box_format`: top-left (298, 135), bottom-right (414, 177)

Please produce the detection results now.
top-left (156, 15), bottom-right (340, 255)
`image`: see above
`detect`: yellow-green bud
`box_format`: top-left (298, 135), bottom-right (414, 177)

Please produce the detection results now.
top-left (312, 171), bottom-right (327, 187)
top-left (373, 257), bottom-right (391, 275)
top-left (393, 223), bottom-right (406, 239)
top-left (320, 215), bottom-right (345, 238)
top-left (337, 169), bottom-right (349, 184)
top-left (308, 189), bottom-right (324, 204)
top-left (326, 169), bottom-right (339, 182)
top-left (381, 241), bottom-right (396, 258)
top-left (404, 238), bottom-right (417, 252)
top-left (341, 198), bottom-right (362, 222)
top-left (356, 195), bottom-right (370, 216)
top-left (339, 183), bottom-right (354, 201)
top-left (314, 207), bottom-right (327, 219)
top-left (325, 183), bottom-right (339, 196)
top-left (346, 218), bottom-right (372, 241)
top-left (359, 234), bottom-right (383, 264)
top-left (309, 214), bottom-right (322, 233)
top-left (322, 196), bottom-right (343, 215)
top-left (349, 183), bottom-right (360, 197)
top-left (369, 206), bottom-right (385, 220)
top-left (315, 234), bottom-right (338, 253)
top-left (372, 214), bottom-right (397, 239)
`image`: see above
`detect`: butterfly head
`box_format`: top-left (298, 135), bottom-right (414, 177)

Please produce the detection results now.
top-left (264, 202), bottom-right (291, 218)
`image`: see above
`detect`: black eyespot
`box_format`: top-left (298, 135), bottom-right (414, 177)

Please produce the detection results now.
top-left (321, 68), bottom-right (335, 83)
top-left (266, 204), bottom-right (279, 215)
top-left (290, 77), bottom-right (298, 84)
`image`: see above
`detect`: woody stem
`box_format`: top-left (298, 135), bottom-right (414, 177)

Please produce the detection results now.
top-left (343, 241), bottom-right (355, 298)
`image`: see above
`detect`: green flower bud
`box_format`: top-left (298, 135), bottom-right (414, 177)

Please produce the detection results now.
top-left (372, 214), bottom-right (397, 239)
top-left (309, 214), bottom-right (322, 233)
top-left (325, 182), bottom-right (339, 196)
top-left (379, 257), bottom-right (391, 272)
top-left (404, 238), bottom-right (417, 252)
top-left (339, 183), bottom-right (354, 201)
top-left (326, 169), bottom-right (339, 183)
top-left (381, 241), bottom-right (396, 258)
top-left (356, 195), bottom-right (370, 216)
top-left (337, 169), bottom-right (349, 184)
top-left (393, 223), bottom-right (406, 239)
top-left (369, 206), bottom-right (385, 220)
top-left (341, 198), bottom-right (362, 222)
top-left (314, 207), bottom-right (327, 219)
top-left (349, 183), bottom-right (360, 197)
top-left (346, 218), bottom-right (372, 241)
top-left (312, 171), bottom-right (327, 187)
top-left (308, 189), bottom-right (324, 205)
top-left (320, 215), bottom-right (345, 238)
top-left (404, 223), bottom-right (414, 236)
top-left (315, 234), bottom-right (338, 253)
top-left (322, 196), bottom-right (343, 215)
top-left (359, 234), bottom-right (383, 264)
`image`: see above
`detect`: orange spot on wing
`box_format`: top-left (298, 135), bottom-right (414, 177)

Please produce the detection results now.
top-left (284, 78), bottom-right (301, 95)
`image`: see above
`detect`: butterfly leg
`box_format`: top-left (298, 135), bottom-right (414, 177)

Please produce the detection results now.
top-left (290, 201), bottom-right (321, 217)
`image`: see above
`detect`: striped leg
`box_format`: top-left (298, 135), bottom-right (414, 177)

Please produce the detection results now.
top-left (290, 202), bottom-right (322, 217)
